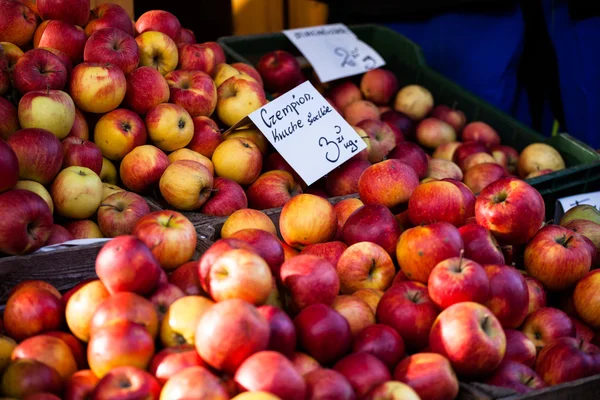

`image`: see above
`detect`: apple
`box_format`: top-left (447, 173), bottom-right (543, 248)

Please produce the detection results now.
top-left (387, 142), bottom-right (428, 180)
top-left (521, 307), bottom-right (575, 351)
top-left (0, 138), bottom-right (19, 192)
top-left (562, 219), bottom-right (600, 266)
top-left (381, 109), bottom-right (416, 139)
top-left (177, 42), bottom-right (221, 76)
top-left (12, 334), bottom-right (77, 380)
top-left (0, 97), bottom-right (19, 140)
top-left (305, 368), bottom-right (355, 400)
top-left (560, 204), bottom-right (600, 226)
top-left (18, 89), bottom-right (75, 140)
top-left (429, 301), bottom-right (506, 378)
top-left (344, 100), bottom-right (381, 126)
top-left (504, 329), bottom-right (537, 367)
top-left (82, 29), bottom-right (137, 76)
top-left (232, 62), bottom-right (263, 85)
top-left (95, 235), bottom-right (161, 295)
top-left (64, 370), bottom-right (99, 400)
top-left (353, 324), bottom-right (405, 369)
top-left (394, 352), bottom-right (459, 400)
top-left (426, 158), bottom-right (463, 180)
top-left (535, 336), bottom-right (600, 385)
top-left (463, 162), bottom-right (507, 194)
top-left (148, 283), bottom-right (185, 323)
top-left (458, 224), bottom-right (505, 266)
top-left (69, 62), bottom-right (126, 114)
top-left (332, 295), bottom-right (375, 337)
top-left (200, 177), bottom-right (247, 216)
top-left (247, 170), bottom-right (302, 210)
top-left (453, 141), bottom-right (490, 168)
top-left (85, 3), bottom-right (135, 37)
top-left (45, 224), bottom-right (74, 245)
top-left (571, 317), bottom-right (595, 344)
top-left (489, 144), bottom-right (518, 173)
top-left (476, 177), bottom-right (545, 245)
top-left (195, 299), bottom-right (269, 374)
top-left (94, 109), bottom-right (146, 161)
top-left (13, 49), bottom-right (67, 94)
top-left (169, 261), bottom-right (204, 296)
top-left (518, 143), bottom-right (565, 178)
top-left (64, 219), bottom-right (104, 239)
top-left (149, 345), bottom-right (204, 385)
top-left (342, 204), bottom-right (402, 256)
top-left (355, 119), bottom-right (396, 163)
top-left (176, 28), bottom-right (196, 45)
top-left (462, 121), bottom-right (501, 146)
top-left (359, 159), bottom-right (419, 209)
top-left (333, 352), bottom-right (391, 398)
top-left (144, 103), bottom-right (193, 151)
top-left (330, 81), bottom-right (362, 111)
top-left (135, 9), bottom-right (181, 39)
top-left (159, 295), bottom-right (213, 348)
top-left (573, 269), bottom-right (600, 329)
top-left (256, 50), bottom-right (304, 94)
top-left (125, 66), bottom-right (170, 115)
top-left (352, 288), bottom-right (384, 314)
top-left (159, 160), bottom-right (213, 211)
top-left (65, 280), bottom-right (109, 342)
top-left (220, 208), bottom-right (277, 238)
top-left (165, 69), bottom-right (216, 118)
top-left (486, 361), bottom-right (546, 394)
top-left (408, 180), bottom-right (467, 227)
top-left (439, 178), bottom-right (475, 218)
top-left (135, 31), bottom-right (178, 76)
top-left (37, 0), bottom-right (88, 25)
top-left (66, 107), bottom-right (89, 141)
top-left (462, 152), bottom-right (499, 171)
top-left (280, 193), bottom-right (337, 249)
top-left (525, 225), bottom-right (593, 291)
top-left (484, 264), bottom-right (529, 329)
top-left (96, 191), bottom-right (149, 237)
top-left (0, 359), bottom-right (62, 399)
top-left (159, 366), bottom-right (230, 400)
top-left (34, 20), bottom-right (86, 63)
top-left (187, 116), bottom-right (223, 158)
top-left (216, 75), bottom-right (267, 127)
top-left (40, 47), bottom-right (73, 78)
top-left (431, 105), bottom-right (466, 132)
top-left (119, 144), bottom-right (169, 193)
top-left (50, 166), bottom-right (102, 219)
top-left (325, 159), bottom-right (370, 197)
top-left (229, 228), bottom-right (284, 276)
top-left (336, 241), bottom-right (395, 294)
top-left (2, 40), bottom-right (24, 70)
top-left (92, 366), bottom-right (161, 399)
top-left (0, 0), bottom-right (37, 47)
top-left (433, 141), bottom-right (462, 161)
top-left (333, 197), bottom-right (364, 236)
top-left (416, 118), bottom-right (457, 149)
top-left (524, 275), bottom-right (547, 316)
top-left (257, 305), bottom-right (296, 358)
top-left (62, 137), bottom-right (102, 175)
top-left (291, 352), bottom-right (321, 377)
top-left (43, 331), bottom-right (86, 371)
top-left (360, 68), bottom-right (398, 105)
top-left (300, 241), bottom-right (347, 268)
top-left (394, 85), bottom-right (433, 120)
top-left (212, 137), bottom-right (262, 185)
top-left (366, 381), bottom-right (422, 400)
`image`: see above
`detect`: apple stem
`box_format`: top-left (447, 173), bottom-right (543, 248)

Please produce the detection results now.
top-left (564, 235), bottom-right (574, 247)
top-left (524, 376), bottom-right (535, 385)
top-left (457, 249), bottom-right (465, 272)
top-left (166, 214), bottom-right (174, 227)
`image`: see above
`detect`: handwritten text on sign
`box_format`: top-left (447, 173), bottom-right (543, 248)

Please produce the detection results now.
top-left (249, 81), bottom-right (366, 186)
top-left (283, 24), bottom-right (386, 83)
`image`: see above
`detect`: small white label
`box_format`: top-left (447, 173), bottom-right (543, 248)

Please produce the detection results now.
top-left (283, 23), bottom-right (386, 83)
top-left (248, 81), bottom-right (367, 186)
top-left (554, 191), bottom-right (600, 222)
top-left (35, 238), bottom-right (112, 253)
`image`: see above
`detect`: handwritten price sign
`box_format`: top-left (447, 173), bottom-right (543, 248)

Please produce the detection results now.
top-left (283, 24), bottom-right (385, 83)
top-left (248, 81), bottom-right (366, 186)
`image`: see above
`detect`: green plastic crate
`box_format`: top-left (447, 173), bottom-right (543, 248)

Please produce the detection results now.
top-left (218, 25), bottom-right (600, 218)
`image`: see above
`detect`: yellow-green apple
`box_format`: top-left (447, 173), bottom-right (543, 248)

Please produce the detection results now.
top-left (291, 352), bottom-right (321, 377)
top-left (18, 89), bottom-right (75, 139)
top-left (344, 100), bottom-right (380, 126)
top-left (169, 261), bottom-right (204, 296)
top-left (0, 139), bottom-right (18, 192)
top-left (355, 119), bottom-right (396, 163)
top-left (14, 180), bottom-right (53, 213)
top-left (257, 305), bottom-right (296, 358)
top-left (148, 283), bottom-right (185, 323)
top-left (187, 116), bottom-right (223, 158)
top-left (149, 345), bottom-right (204, 385)
top-left (135, 31), bottom-right (178, 76)
top-left (69, 62), bottom-right (126, 114)
top-left (462, 152), bottom-right (499, 171)
top-left (0, 359), bottom-right (62, 399)
top-left (524, 275), bottom-right (547, 315)
top-left (221, 208), bottom-right (277, 238)
top-left (201, 177), bottom-right (247, 217)
top-left (159, 366), bottom-right (230, 400)
top-left (256, 50), bottom-right (304, 94)
top-left (280, 193), bottom-right (337, 249)
top-left (176, 28), bottom-right (196, 45)
top-left (396, 222), bottom-right (463, 283)
top-left (216, 75), bottom-right (267, 127)
top-left (332, 295), bottom-right (375, 336)
top-left (135, 9), bottom-right (181, 40)
top-left (342, 204), bottom-right (402, 256)
top-left (13, 49), bottom-right (67, 94)
top-left (159, 160), bottom-right (213, 210)
top-left (462, 121), bottom-right (500, 146)
top-left (560, 204), bottom-right (600, 225)
top-left (95, 235), bottom-right (162, 295)
top-left (84, 27), bottom-right (139, 74)
top-left (300, 241), bottom-right (347, 268)
top-left (64, 369), bottom-right (100, 400)
top-left (85, 2), bottom-right (134, 37)
top-left (66, 107), bottom-right (89, 140)
top-left (12, 334), bottom-right (77, 380)
top-left (416, 118), bottom-right (457, 149)
top-left (177, 43), bottom-right (218, 76)
top-left (45, 224), bottom-right (74, 245)
top-left (165, 70), bottom-right (217, 117)
top-left (534, 336), bottom-right (600, 385)
top-left (458, 223), bottom-right (505, 265)
top-left (330, 81), bottom-right (361, 111)
top-left (426, 158), bottom-right (463, 180)
top-left (99, 158), bottom-right (117, 185)
top-left (119, 144), bottom-right (170, 193)
top-left (280, 254), bottom-right (339, 310)
top-left (521, 307), bottom-right (575, 351)
top-left (2, 40), bottom-right (24, 69)
top-left (503, 329), bottom-right (537, 367)
top-left (102, 183), bottom-right (122, 200)
top-left (376, 281), bottom-right (439, 351)
top-left (333, 197), bottom-right (363, 236)
top-left (387, 142), bottom-right (428, 180)
top-left (353, 288), bottom-right (383, 314)
top-left (294, 303), bottom-right (352, 365)
top-left (64, 219), bottom-right (104, 239)
top-left (353, 324), bottom-right (405, 370)
top-left (360, 68), bottom-right (398, 105)
top-left (486, 361), bottom-right (546, 394)
top-left (304, 368), bottom-right (354, 400)
top-left (463, 162), bottom-right (508, 194)
top-left (0, 189), bottom-right (52, 255)
top-left (333, 352), bottom-right (391, 398)
top-left (484, 264), bottom-right (529, 329)
top-left (198, 238), bottom-right (255, 292)
top-left (325, 158), bottom-right (370, 197)
top-left (453, 141), bottom-right (490, 169)
top-left (0, 97), bottom-right (19, 140)
top-left (195, 299), bottom-right (269, 374)
top-left (431, 104), bottom-right (467, 133)
top-left (90, 291), bottom-right (159, 339)
top-left (429, 302), bottom-right (506, 378)
top-left (476, 177), bottom-right (545, 245)
top-left (97, 191), bottom-right (150, 237)
top-left (230, 228), bottom-right (284, 275)
top-left (235, 351), bottom-right (306, 400)
top-left (62, 137), bottom-right (103, 175)
top-left (125, 66), bottom-right (170, 115)
top-left (0, 0), bottom-right (37, 47)
top-left (37, 0), bottom-right (88, 26)
top-left (232, 62), bottom-right (263, 86)
top-left (93, 366), bottom-right (161, 399)
top-left (34, 20), bottom-right (86, 63)
top-left (359, 159), bottom-right (419, 209)
top-left (518, 143), bottom-right (565, 178)
top-left (394, 84), bottom-right (433, 120)
top-left (160, 295), bottom-right (213, 347)
top-left (146, 103), bottom-right (193, 151)
top-left (336, 241), bottom-right (395, 294)
top-left (247, 170), bottom-right (302, 210)
top-left (168, 148), bottom-right (214, 174)
top-left (88, 320), bottom-right (155, 378)
top-left (94, 108), bottom-right (148, 161)
top-left (51, 166), bottom-right (102, 219)
top-left (65, 280), bottom-right (109, 342)
top-left (573, 269), bottom-right (600, 329)
top-left (225, 127), bottom-right (269, 155)
top-left (524, 225), bottom-right (592, 291)
top-left (433, 141), bottom-right (462, 161)
top-left (563, 219), bottom-right (600, 266)
top-left (428, 256), bottom-right (489, 309)
top-left (408, 180), bottom-right (467, 226)
top-left (3, 285), bottom-right (63, 341)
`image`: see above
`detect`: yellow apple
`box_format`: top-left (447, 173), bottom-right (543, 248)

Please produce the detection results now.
top-left (146, 103), bottom-right (194, 152)
top-left (17, 89), bottom-right (75, 139)
top-left (225, 128), bottom-right (269, 155)
top-left (160, 295), bottom-right (214, 347)
top-left (135, 31), bottom-right (178, 76)
top-left (51, 166), bottom-right (103, 219)
top-left (221, 208), bottom-right (277, 238)
top-left (99, 157), bottom-right (118, 184)
top-left (102, 183), bottom-right (125, 201)
top-left (159, 160), bottom-right (214, 211)
top-left (14, 180), bottom-right (54, 214)
top-left (213, 63), bottom-right (241, 88)
top-left (69, 63), bottom-right (127, 114)
top-left (212, 138), bottom-right (262, 186)
top-left (216, 75), bottom-right (267, 127)
top-left (167, 149), bottom-right (214, 176)
top-left (94, 109), bottom-right (148, 161)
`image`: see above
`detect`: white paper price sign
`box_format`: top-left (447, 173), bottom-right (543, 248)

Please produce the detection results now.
top-left (248, 81), bottom-right (367, 186)
top-left (554, 191), bottom-right (600, 222)
top-left (283, 23), bottom-right (386, 83)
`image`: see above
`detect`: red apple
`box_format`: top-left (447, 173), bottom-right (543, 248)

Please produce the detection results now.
top-left (408, 180), bottom-right (467, 227)
top-left (305, 368), bottom-right (355, 400)
top-left (387, 141), bottom-right (429, 179)
top-left (165, 69), bottom-right (216, 118)
top-left (64, 370), bottom-right (99, 400)
top-left (463, 162), bottom-right (508, 194)
top-left (359, 159), bottom-right (419, 209)
top-left (186, 116), bottom-right (222, 158)
top-left (198, 238), bottom-right (255, 292)
top-left (331, 295), bottom-right (375, 337)
top-left (333, 352), bottom-right (391, 398)
top-left (503, 329), bottom-right (537, 367)
top-left (149, 345), bottom-right (204, 385)
top-left (429, 302), bottom-right (506, 378)
top-left (300, 241), bottom-right (347, 268)
top-left (97, 191), bottom-right (150, 237)
top-left (0, 97), bottom-right (19, 140)
top-left (12, 334), bottom-right (77, 380)
top-left (521, 307), bottom-right (575, 351)
top-left (345, 100), bottom-right (381, 126)
top-left (61, 137), bottom-right (102, 175)
top-left (462, 121), bottom-right (501, 146)
top-left (484, 264), bottom-right (529, 329)
top-left (0, 359), bottom-right (62, 399)
top-left (381, 110), bottom-right (416, 140)
top-left (360, 68), bottom-right (398, 105)
top-left (177, 42), bottom-right (221, 77)
top-left (475, 177), bottom-right (545, 245)
top-left (491, 144), bottom-right (519, 174)
top-left (92, 366), bottom-right (161, 399)
top-left (13, 48), bottom-right (68, 94)
top-left (257, 50), bottom-right (304, 94)
top-left (356, 119), bottom-right (396, 163)
top-left (257, 305), bottom-right (296, 358)
top-left (325, 158), bottom-right (370, 197)
top-left (0, 0), bottom-right (37, 47)
top-left (85, 3), bottom-right (135, 37)
top-left (562, 219), bottom-right (600, 267)
top-left (84, 28), bottom-right (139, 74)
top-left (535, 337), bottom-right (600, 385)
top-left (342, 204), bottom-right (402, 256)
top-left (246, 170), bottom-right (302, 210)
top-left (124, 66), bottom-right (170, 115)
top-left (458, 224), bottom-right (505, 266)
top-left (8, 128), bottom-right (63, 184)
top-left (453, 142), bottom-right (490, 169)
top-left (200, 177), bottom-right (247, 217)
top-left (159, 366), bottom-right (229, 400)
top-left (428, 255), bottom-right (489, 309)
top-left (330, 81), bottom-right (361, 111)
top-left (426, 158), bottom-right (463, 181)
top-left (169, 261), bottom-right (204, 296)
top-left (336, 241), bottom-right (395, 294)
top-left (176, 28), bottom-right (196, 45)
top-left (572, 317), bottom-right (595, 343)
top-left (394, 353), bottom-right (459, 400)
top-left (573, 269), bottom-right (600, 330)
top-left (148, 283), bottom-right (185, 323)
top-left (135, 9), bottom-right (181, 40)
top-left (34, 20), bottom-right (87, 64)
top-left (353, 324), bottom-right (405, 370)
top-left (37, 0), bottom-right (88, 26)
top-left (45, 224), bottom-right (74, 245)
top-left (486, 361), bottom-right (546, 394)
top-left (43, 331), bottom-right (86, 370)
top-left (291, 352), bottom-right (321, 377)
top-left (229, 228), bottom-right (284, 275)
top-left (0, 138), bottom-right (18, 192)
top-left (524, 276), bottom-right (547, 315)
top-left (431, 104), bottom-right (467, 133)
